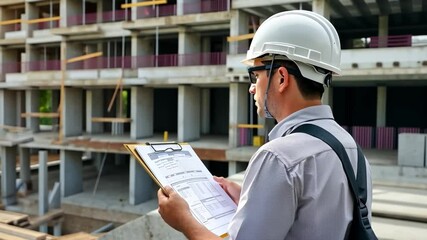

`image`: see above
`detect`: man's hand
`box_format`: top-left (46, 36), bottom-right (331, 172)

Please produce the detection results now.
top-left (157, 186), bottom-right (221, 240)
top-left (157, 186), bottom-right (193, 231)
top-left (214, 176), bottom-right (241, 204)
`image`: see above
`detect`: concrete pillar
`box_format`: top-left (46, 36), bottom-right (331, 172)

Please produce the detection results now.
top-left (25, 2), bottom-right (39, 33)
top-left (131, 34), bottom-right (151, 68)
top-left (16, 91), bottom-right (24, 127)
top-left (38, 151), bottom-right (48, 233)
top-left (378, 15), bottom-right (389, 47)
top-left (0, 90), bottom-right (17, 126)
top-left (25, 44), bottom-right (40, 72)
top-left (60, 0), bottom-right (81, 27)
top-left (312, 0), bottom-right (331, 19)
top-left (131, 34), bottom-right (151, 56)
top-left (25, 89), bottom-right (40, 132)
top-left (86, 89), bottom-right (104, 134)
top-left (178, 85), bottom-right (200, 142)
top-left (201, 89), bottom-right (210, 134)
top-left (129, 156), bottom-right (156, 205)
top-left (178, 27), bottom-right (200, 66)
top-left (229, 83), bottom-right (248, 147)
top-left (19, 148), bottom-right (32, 193)
top-left (229, 10), bottom-right (249, 54)
top-left (51, 90), bottom-right (60, 129)
top-left (177, 0), bottom-right (199, 15)
top-left (376, 86), bottom-right (387, 127)
top-left (130, 0), bottom-right (138, 21)
top-left (66, 42), bottom-right (84, 60)
top-left (1, 146), bottom-right (17, 205)
top-left (97, 0), bottom-right (104, 23)
top-left (62, 87), bottom-right (83, 137)
top-left (60, 150), bottom-right (82, 197)
top-left (131, 87), bottom-right (153, 139)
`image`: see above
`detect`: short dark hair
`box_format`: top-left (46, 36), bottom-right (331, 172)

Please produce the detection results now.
top-left (264, 60), bottom-right (325, 99)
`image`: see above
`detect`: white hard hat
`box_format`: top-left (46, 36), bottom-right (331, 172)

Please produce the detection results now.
top-left (242, 10), bottom-right (341, 85)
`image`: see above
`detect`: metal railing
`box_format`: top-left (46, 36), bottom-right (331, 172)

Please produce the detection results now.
top-left (67, 9), bottom-right (131, 26)
top-left (18, 52), bottom-right (226, 72)
top-left (23, 60), bottom-right (61, 71)
top-left (2, 23), bottom-right (21, 32)
top-left (369, 35), bottom-right (412, 48)
top-left (1, 62), bottom-right (21, 74)
top-left (183, 0), bottom-right (228, 14)
top-left (136, 4), bottom-right (176, 19)
top-left (34, 20), bottom-right (60, 30)
top-left (45, 0), bottom-right (227, 26)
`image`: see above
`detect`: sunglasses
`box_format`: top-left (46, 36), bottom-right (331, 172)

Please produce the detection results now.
top-left (248, 64), bottom-right (301, 84)
top-left (247, 64), bottom-right (282, 84)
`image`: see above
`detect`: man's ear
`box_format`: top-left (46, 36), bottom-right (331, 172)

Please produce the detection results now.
top-left (278, 67), bottom-right (289, 92)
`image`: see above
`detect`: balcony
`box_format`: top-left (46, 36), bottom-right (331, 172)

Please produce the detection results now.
top-left (12, 52), bottom-right (226, 73)
top-left (23, 60), bottom-right (61, 72)
top-left (67, 9), bottom-right (131, 26)
top-left (133, 52), bottom-right (226, 68)
top-left (1, 62), bottom-right (21, 74)
top-left (136, 4), bottom-right (176, 19)
top-left (183, 0), bottom-right (228, 14)
top-left (369, 35), bottom-right (412, 48)
top-left (33, 20), bottom-right (60, 30)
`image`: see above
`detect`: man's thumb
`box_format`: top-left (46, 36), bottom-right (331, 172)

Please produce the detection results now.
top-left (162, 186), bottom-right (174, 196)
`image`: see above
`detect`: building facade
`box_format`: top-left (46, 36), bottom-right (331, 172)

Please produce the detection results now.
top-left (0, 0), bottom-right (426, 232)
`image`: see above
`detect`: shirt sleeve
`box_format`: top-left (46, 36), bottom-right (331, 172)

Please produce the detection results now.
top-left (228, 149), bottom-right (297, 240)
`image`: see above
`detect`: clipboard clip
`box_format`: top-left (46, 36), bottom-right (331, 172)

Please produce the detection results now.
top-left (145, 141), bottom-right (182, 152)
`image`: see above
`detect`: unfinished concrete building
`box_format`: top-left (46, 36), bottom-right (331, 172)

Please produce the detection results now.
top-left (0, 0), bottom-right (426, 237)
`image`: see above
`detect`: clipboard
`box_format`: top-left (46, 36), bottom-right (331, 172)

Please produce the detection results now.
top-left (124, 141), bottom-right (235, 238)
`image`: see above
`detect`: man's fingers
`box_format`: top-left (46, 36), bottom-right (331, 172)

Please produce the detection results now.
top-left (163, 186), bottom-right (174, 195)
top-left (213, 176), bottom-right (224, 183)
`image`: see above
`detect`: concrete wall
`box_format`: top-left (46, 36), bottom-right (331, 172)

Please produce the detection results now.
top-left (398, 133), bottom-right (427, 167)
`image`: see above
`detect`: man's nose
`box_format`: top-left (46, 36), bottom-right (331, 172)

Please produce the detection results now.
top-left (249, 84), bottom-right (256, 94)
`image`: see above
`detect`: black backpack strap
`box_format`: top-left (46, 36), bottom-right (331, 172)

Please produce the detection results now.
top-left (356, 146), bottom-right (368, 204)
top-left (290, 124), bottom-right (360, 203)
top-left (290, 124), bottom-right (376, 239)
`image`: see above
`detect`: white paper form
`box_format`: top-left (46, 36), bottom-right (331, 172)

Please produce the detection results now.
top-left (135, 143), bottom-right (237, 237)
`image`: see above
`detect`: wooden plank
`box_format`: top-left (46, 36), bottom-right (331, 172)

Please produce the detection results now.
top-left (26, 209), bottom-right (63, 230)
top-left (121, 0), bottom-right (167, 9)
top-left (0, 232), bottom-right (27, 240)
top-left (107, 78), bottom-right (123, 112)
top-left (91, 117), bottom-right (132, 123)
top-left (237, 124), bottom-right (263, 129)
top-left (0, 19), bottom-right (22, 26)
top-left (0, 223), bottom-right (47, 240)
top-left (67, 52), bottom-right (102, 63)
top-left (227, 33), bottom-right (255, 42)
top-left (20, 112), bottom-right (60, 118)
top-left (0, 210), bottom-right (28, 224)
top-left (27, 16), bottom-right (60, 24)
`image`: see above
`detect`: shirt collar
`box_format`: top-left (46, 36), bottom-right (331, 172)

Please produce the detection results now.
top-left (268, 105), bottom-right (334, 140)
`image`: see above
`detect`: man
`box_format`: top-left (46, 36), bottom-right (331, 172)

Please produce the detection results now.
top-left (157, 10), bottom-right (373, 240)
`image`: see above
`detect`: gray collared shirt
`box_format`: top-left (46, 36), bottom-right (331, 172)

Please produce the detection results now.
top-left (228, 105), bottom-right (373, 240)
